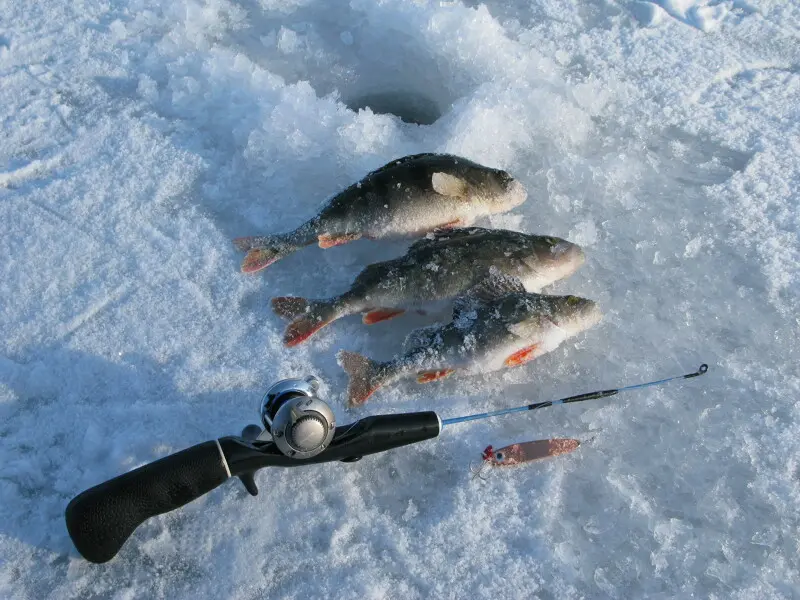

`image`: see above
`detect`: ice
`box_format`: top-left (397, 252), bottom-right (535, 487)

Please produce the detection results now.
top-left (2, 0), bottom-right (800, 597)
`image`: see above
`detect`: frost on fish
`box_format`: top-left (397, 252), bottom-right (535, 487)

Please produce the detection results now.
top-left (234, 154), bottom-right (528, 273)
top-left (273, 228), bottom-right (585, 345)
top-left (338, 270), bottom-right (602, 406)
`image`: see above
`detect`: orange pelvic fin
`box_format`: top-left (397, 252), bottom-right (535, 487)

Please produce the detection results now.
top-left (417, 369), bottom-right (455, 384)
top-left (363, 308), bottom-right (405, 325)
top-left (504, 344), bottom-right (540, 367)
top-left (435, 219), bottom-right (464, 230)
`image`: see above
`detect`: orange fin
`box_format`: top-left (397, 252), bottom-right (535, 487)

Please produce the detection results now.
top-left (417, 369), bottom-right (455, 384)
top-left (338, 351), bottom-right (390, 407)
top-left (504, 344), bottom-right (540, 367)
top-left (435, 219), bottom-right (464, 231)
top-left (241, 249), bottom-right (280, 273)
top-left (284, 317), bottom-right (332, 347)
top-left (318, 233), bottom-right (362, 249)
top-left (363, 308), bottom-right (406, 325)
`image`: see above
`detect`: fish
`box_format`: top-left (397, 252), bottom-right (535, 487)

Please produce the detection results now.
top-left (337, 269), bottom-right (602, 406)
top-left (271, 227), bottom-right (585, 346)
top-left (233, 153), bottom-right (528, 273)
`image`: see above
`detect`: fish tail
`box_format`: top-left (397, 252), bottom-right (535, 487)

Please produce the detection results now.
top-left (276, 297), bottom-right (342, 346)
top-left (233, 235), bottom-right (297, 273)
top-left (234, 226), bottom-right (315, 273)
top-left (337, 350), bottom-right (397, 407)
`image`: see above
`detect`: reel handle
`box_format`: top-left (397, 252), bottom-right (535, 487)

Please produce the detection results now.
top-left (65, 412), bottom-right (441, 564)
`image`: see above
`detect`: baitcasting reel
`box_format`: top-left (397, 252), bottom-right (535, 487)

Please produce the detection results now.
top-left (65, 376), bottom-right (441, 563)
top-left (242, 376), bottom-right (336, 459)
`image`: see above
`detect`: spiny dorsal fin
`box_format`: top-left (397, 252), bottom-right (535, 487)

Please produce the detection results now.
top-left (452, 268), bottom-right (526, 318)
top-left (467, 267), bottom-right (526, 302)
top-left (366, 153), bottom-right (440, 177)
top-left (432, 172), bottom-right (469, 198)
top-left (407, 227), bottom-right (488, 252)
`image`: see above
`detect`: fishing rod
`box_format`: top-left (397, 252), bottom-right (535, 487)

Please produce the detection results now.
top-left (443, 363), bottom-right (708, 426)
top-left (65, 364), bottom-right (708, 564)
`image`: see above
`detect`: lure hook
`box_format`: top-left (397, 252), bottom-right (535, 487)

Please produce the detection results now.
top-left (470, 445), bottom-right (495, 481)
top-left (470, 460), bottom-right (490, 481)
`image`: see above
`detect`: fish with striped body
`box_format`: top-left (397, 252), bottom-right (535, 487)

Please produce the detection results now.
top-left (272, 227), bottom-right (585, 346)
top-left (234, 154), bottom-right (527, 273)
top-left (338, 270), bottom-right (602, 406)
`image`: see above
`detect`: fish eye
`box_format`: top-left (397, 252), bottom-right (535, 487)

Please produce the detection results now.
top-left (567, 296), bottom-right (581, 306)
top-left (496, 452), bottom-right (504, 461)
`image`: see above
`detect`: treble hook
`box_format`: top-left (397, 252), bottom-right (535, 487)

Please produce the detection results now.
top-left (469, 460), bottom-right (491, 481)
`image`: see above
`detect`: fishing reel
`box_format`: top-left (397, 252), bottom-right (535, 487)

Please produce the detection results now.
top-left (241, 376), bottom-right (336, 459)
top-left (65, 376), bottom-right (441, 563)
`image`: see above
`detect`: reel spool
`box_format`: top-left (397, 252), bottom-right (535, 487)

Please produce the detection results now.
top-left (244, 376), bottom-right (336, 460)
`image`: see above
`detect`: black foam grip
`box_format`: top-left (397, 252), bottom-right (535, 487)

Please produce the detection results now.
top-left (65, 440), bottom-right (230, 564)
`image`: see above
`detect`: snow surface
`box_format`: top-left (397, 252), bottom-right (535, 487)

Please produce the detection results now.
top-left (1, 0), bottom-right (799, 597)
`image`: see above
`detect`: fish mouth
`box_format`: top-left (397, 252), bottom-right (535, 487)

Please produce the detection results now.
top-left (552, 240), bottom-right (584, 260)
top-left (547, 240), bottom-right (585, 267)
top-left (552, 298), bottom-right (602, 333)
top-left (523, 240), bottom-right (585, 279)
top-left (499, 179), bottom-right (527, 210)
top-left (576, 300), bottom-right (602, 330)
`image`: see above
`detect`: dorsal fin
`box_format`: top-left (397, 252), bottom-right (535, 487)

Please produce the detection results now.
top-left (466, 267), bottom-right (526, 302)
top-left (452, 268), bottom-right (526, 318)
top-left (407, 227), bottom-right (488, 253)
top-left (365, 153), bottom-right (440, 177)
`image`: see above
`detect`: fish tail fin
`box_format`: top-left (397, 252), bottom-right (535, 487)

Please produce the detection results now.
top-left (278, 298), bottom-right (340, 346)
top-left (233, 232), bottom-right (308, 273)
top-left (337, 350), bottom-right (396, 407)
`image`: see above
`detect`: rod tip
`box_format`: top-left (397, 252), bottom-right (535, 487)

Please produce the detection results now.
top-left (699, 364), bottom-right (708, 374)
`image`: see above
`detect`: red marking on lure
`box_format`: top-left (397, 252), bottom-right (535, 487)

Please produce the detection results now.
top-left (318, 233), bottom-right (362, 248)
top-left (504, 344), bottom-right (540, 367)
top-left (416, 369), bottom-right (455, 383)
top-left (363, 308), bottom-right (406, 325)
top-left (486, 439), bottom-right (580, 467)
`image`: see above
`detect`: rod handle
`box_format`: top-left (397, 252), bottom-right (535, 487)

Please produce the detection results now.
top-left (65, 440), bottom-right (230, 564)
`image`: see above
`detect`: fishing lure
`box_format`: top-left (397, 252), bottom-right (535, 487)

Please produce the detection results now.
top-left (471, 439), bottom-right (581, 480)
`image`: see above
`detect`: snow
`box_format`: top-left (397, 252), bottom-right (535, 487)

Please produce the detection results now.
top-left (1, 0), bottom-right (799, 597)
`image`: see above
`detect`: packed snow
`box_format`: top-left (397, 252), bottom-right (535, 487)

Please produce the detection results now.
top-left (1, 0), bottom-right (799, 597)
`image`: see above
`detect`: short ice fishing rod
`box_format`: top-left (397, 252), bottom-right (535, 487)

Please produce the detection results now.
top-left (65, 364), bottom-right (708, 563)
